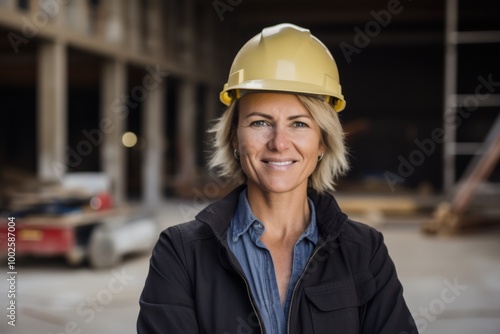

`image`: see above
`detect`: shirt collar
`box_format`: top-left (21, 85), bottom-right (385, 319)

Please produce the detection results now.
top-left (231, 189), bottom-right (318, 245)
top-left (231, 190), bottom-right (259, 242)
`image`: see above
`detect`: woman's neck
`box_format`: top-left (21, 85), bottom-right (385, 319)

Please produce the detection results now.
top-left (246, 183), bottom-right (311, 242)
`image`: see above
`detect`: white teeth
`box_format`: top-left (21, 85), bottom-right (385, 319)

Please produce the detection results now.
top-left (267, 161), bottom-right (293, 166)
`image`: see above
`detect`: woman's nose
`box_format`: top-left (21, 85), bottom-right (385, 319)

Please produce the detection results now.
top-left (267, 125), bottom-right (290, 152)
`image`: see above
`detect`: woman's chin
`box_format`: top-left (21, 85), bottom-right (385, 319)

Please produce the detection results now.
top-left (248, 178), bottom-right (307, 195)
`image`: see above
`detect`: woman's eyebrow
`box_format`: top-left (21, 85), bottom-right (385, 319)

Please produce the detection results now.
top-left (245, 112), bottom-right (310, 120)
top-left (245, 112), bottom-right (272, 119)
top-left (288, 114), bottom-right (311, 120)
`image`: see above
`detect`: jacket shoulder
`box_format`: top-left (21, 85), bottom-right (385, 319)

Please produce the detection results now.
top-left (161, 220), bottom-right (215, 245)
top-left (339, 219), bottom-right (384, 252)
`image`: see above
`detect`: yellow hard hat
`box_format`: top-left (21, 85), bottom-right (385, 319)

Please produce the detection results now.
top-left (220, 23), bottom-right (346, 112)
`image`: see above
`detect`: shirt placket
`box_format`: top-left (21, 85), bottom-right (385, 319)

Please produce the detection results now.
top-left (252, 221), bottom-right (283, 334)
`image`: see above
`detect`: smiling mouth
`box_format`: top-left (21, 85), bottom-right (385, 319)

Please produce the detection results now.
top-left (264, 160), bottom-right (295, 166)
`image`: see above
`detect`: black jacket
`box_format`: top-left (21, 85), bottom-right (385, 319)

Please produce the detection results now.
top-left (137, 186), bottom-right (418, 333)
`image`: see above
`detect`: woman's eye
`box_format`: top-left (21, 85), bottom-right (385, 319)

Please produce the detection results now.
top-left (251, 120), bottom-right (268, 127)
top-left (293, 121), bottom-right (308, 128)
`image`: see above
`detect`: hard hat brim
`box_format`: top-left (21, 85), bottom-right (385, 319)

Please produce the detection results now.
top-left (220, 79), bottom-right (346, 112)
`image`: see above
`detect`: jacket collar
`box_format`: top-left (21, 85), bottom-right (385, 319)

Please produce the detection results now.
top-left (195, 185), bottom-right (347, 242)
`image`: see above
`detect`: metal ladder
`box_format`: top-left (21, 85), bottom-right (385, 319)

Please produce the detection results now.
top-left (426, 0), bottom-right (500, 233)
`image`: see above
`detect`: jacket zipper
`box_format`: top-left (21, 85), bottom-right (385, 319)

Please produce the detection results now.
top-left (286, 244), bottom-right (324, 334)
top-left (225, 251), bottom-right (266, 334)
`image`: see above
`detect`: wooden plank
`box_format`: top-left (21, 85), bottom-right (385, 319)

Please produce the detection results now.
top-left (423, 134), bottom-right (500, 234)
top-left (335, 195), bottom-right (436, 214)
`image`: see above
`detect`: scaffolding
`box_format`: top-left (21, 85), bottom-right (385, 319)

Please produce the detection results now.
top-left (0, 0), bottom-right (223, 205)
top-left (428, 0), bottom-right (500, 233)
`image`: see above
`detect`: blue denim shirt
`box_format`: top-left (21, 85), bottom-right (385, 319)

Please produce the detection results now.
top-left (227, 190), bottom-right (318, 334)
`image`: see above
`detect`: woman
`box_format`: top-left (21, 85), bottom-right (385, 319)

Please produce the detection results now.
top-left (138, 23), bottom-right (418, 334)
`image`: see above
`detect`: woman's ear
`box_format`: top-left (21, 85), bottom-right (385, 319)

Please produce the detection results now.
top-left (319, 141), bottom-right (326, 155)
top-left (232, 136), bottom-right (238, 151)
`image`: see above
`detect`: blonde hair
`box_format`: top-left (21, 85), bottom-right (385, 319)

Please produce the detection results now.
top-left (208, 94), bottom-right (349, 193)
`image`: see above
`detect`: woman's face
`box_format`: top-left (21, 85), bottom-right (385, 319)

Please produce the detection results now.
top-left (234, 93), bottom-right (324, 195)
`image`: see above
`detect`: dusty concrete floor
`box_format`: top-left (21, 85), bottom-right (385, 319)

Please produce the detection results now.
top-left (1, 200), bottom-right (499, 334)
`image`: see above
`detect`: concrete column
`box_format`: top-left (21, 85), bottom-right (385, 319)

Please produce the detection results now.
top-left (142, 81), bottom-right (165, 207)
top-left (65, 0), bottom-right (90, 33)
top-left (126, 0), bottom-right (141, 52)
top-left (177, 80), bottom-right (197, 185)
top-left (51, 0), bottom-right (67, 27)
top-left (102, 0), bottom-right (125, 44)
top-left (101, 60), bottom-right (127, 204)
top-left (145, 0), bottom-right (162, 54)
top-left (37, 40), bottom-right (67, 182)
